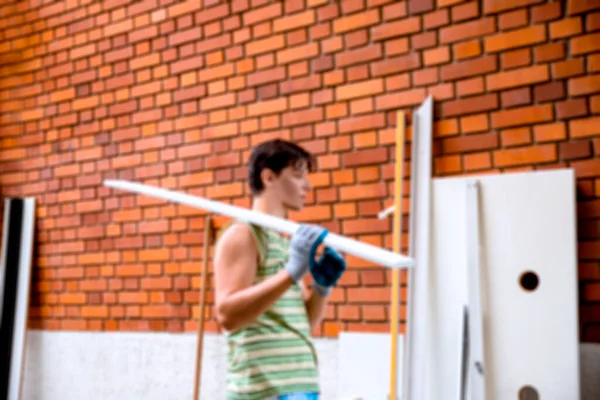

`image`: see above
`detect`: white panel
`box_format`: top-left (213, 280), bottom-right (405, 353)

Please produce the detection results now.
top-left (404, 95), bottom-right (434, 400)
top-left (428, 169), bottom-right (580, 400)
top-left (337, 332), bottom-right (403, 400)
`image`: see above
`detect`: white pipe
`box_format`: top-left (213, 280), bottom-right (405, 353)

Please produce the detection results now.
top-left (378, 205), bottom-right (395, 219)
top-left (103, 180), bottom-right (415, 270)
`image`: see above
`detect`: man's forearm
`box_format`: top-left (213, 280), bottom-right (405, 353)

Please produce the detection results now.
top-left (217, 269), bottom-right (293, 332)
top-left (305, 290), bottom-right (329, 331)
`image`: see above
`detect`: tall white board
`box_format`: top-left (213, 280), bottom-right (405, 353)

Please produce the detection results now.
top-left (427, 168), bottom-right (580, 399)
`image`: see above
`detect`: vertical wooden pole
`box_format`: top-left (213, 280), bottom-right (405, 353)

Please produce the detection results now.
top-left (193, 214), bottom-right (212, 400)
top-left (389, 111), bottom-right (405, 399)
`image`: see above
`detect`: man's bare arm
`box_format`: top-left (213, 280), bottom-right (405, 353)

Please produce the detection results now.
top-left (214, 223), bottom-right (293, 332)
top-left (303, 286), bottom-right (329, 331)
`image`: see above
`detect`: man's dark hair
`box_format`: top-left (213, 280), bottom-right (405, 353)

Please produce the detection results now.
top-left (247, 139), bottom-right (315, 195)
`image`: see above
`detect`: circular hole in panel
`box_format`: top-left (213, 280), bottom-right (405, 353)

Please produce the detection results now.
top-left (519, 271), bottom-right (539, 292)
top-left (519, 385), bottom-right (539, 400)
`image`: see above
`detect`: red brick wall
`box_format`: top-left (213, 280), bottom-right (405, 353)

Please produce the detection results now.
top-left (1, 0), bottom-right (599, 341)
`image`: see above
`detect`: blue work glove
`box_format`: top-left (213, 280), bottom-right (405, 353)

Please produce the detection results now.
top-left (310, 246), bottom-right (346, 297)
top-left (285, 224), bottom-right (329, 283)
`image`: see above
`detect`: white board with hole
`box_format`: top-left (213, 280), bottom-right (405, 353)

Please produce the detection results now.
top-left (423, 168), bottom-right (580, 400)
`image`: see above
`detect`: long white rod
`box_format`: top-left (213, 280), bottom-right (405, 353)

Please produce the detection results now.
top-left (103, 180), bottom-right (415, 270)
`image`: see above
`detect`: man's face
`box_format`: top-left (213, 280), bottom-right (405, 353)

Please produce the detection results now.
top-left (268, 161), bottom-right (313, 211)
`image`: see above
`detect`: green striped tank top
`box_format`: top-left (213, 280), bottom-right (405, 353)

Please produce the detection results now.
top-left (223, 222), bottom-right (320, 400)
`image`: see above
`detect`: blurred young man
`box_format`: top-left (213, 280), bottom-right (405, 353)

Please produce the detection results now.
top-left (214, 139), bottom-right (346, 400)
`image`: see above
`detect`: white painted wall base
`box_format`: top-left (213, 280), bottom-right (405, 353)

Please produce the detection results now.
top-left (21, 330), bottom-right (339, 400)
top-left (18, 330), bottom-right (600, 400)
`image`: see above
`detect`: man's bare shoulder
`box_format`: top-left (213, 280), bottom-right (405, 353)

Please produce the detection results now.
top-left (215, 222), bottom-right (258, 259)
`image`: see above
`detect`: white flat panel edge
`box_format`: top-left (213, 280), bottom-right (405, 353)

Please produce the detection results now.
top-left (9, 198), bottom-right (36, 400)
top-left (0, 198), bottom-right (12, 324)
top-left (465, 181), bottom-right (485, 400)
top-left (404, 95), bottom-right (434, 400)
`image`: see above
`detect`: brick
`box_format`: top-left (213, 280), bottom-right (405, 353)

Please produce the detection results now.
top-left (486, 65), bottom-right (549, 92)
top-left (411, 31), bottom-right (437, 50)
top-left (460, 114), bottom-right (489, 133)
top-left (273, 10), bottom-right (315, 33)
top-left (591, 54), bottom-right (600, 72)
top-left (556, 98), bottom-right (589, 120)
top-left (534, 42), bottom-right (566, 63)
top-left (571, 159), bottom-right (600, 178)
top-left (501, 87), bottom-right (531, 108)
top-left (501, 127), bottom-right (532, 147)
top-left (243, 3), bottom-right (282, 25)
top-left (340, 183), bottom-right (387, 201)
top-left (375, 88), bottom-right (427, 110)
top-left (501, 48), bottom-right (532, 70)
top-left (571, 33), bottom-right (600, 55)
top-left (592, 96), bottom-right (600, 114)
top-left (552, 58), bottom-right (585, 79)
top-left (334, 9), bottom-right (380, 34)
top-left (371, 17), bottom-right (421, 41)
top-left (423, 46), bottom-right (450, 66)
top-left (409, 0), bottom-right (434, 14)
top-left (569, 117), bottom-right (600, 138)
top-left (282, 108), bottom-right (323, 127)
top-left (336, 44), bottom-right (383, 68)
top-left (453, 40), bottom-right (482, 60)
top-left (414, 67), bottom-right (440, 87)
top-left (452, 1), bottom-right (480, 22)
top-left (464, 152), bottom-right (492, 171)
top-left (385, 38), bottom-right (410, 56)
top-left (441, 55), bottom-right (497, 81)
top-left (534, 81), bottom-right (565, 103)
top-left (336, 79), bottom-right (384, 101)
top-left (440, 17), bottom-right (495, 44)
top-left (499, 9), bottom-right (528, 30)
top-left (533, 122), bottom-right (567, 142)
top-left (442, 132), bottom-right (499, 154)
top-left (435, 118), bottom-right (460, 138)
top-left (424, 9), bottom-right (449, 29)
top-left (569, 75), bottom-right (600, 96)
top-left (493, 144), bottom-right (557, 167)
top-left (345, 29), bottom-right (369, 49)
top-left (339, 113), bottom-right (387, 134)
top-left (371, 53), bottom-right (421, 77)
top-left (491, 104), bottom-right (554, 129)
top-left (567, 0), bottom-right (600, 15)
top-left (341, 0), bottom-right (366, 13)
top-left (435, 155), bottom-right (462, 174)
top-left (550, 17), bottom-right (583, 39)
top-left (343, 218), bottom-right (390, 235)
top-left (442, 93), bottom-right (499, 117)
top-left (246, 66), bottom-right (286, 86)
top-left (588, 12), bottom-right (600, 31)
top-left (245, 34), bottom-right (285, 56)
top-left (531, 2), bottom-right (562, 23)
top-left (484, 25), bottom-right (546, 53)
top-left (276, 42), bottom-right (319, 64)
top-left (356, 166), bottom-right (380, 181)
top-left (560, 141), bottom-right (592, 161)
top-left (484, 0), bottom-right (544, 14)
